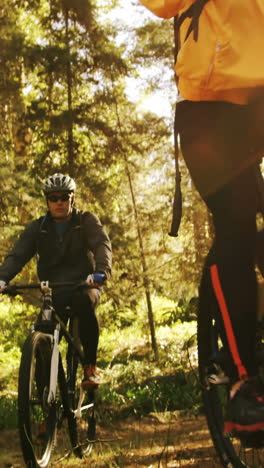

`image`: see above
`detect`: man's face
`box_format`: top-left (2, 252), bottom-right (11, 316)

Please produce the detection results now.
top-left (46, 191), bottom-right (74, 222)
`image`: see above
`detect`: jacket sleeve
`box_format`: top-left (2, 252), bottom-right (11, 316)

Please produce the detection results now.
top-left (139, 0), bottom-right (188, 19)
top-left (0, 220), bottom-right (39, 283)
top-left (83, 213), bottom-right (112, 278)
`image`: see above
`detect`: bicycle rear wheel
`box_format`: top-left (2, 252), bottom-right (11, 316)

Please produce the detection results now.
top-left (18, 332), bottom-right (56, 468)
top-left (198, 308), bottom-right (264, 467)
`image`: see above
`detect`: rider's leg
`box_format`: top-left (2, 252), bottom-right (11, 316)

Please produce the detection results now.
top-left (178, 100), bottom-right (264, 432)
top-left (72, 290), bottom-right (100, 389)
top-left (73, 290), bottom-right (100, 364)
top-left (203, 167), bottom-right (258, 382)
top-left (177, 100), bottom-right (259, 381)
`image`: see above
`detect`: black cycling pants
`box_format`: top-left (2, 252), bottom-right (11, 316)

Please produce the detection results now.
top-left (177, 100), bottom-right (264, 382)
top-left (53, 289), bottom-right (99, 366)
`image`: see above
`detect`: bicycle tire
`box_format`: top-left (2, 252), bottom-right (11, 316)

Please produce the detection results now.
top-left (66, 347), bottom-right (96, 457)
top-left (198, 307), bottom-right (264, 467)
top-left (57, 352), bottom-right (82, 458)
top-left (18, 332), bottom-right (56, 468)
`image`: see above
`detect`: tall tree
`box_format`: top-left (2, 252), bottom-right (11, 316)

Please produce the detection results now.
top-left (112, 91), bottom-right (160, 360)
top-left (0, 0), bottom-right (214, 322)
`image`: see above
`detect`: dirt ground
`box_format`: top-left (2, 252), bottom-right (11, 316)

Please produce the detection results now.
top-left (0, 413), bottom-right (222, 468)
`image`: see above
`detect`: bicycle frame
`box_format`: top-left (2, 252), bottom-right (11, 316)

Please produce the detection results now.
top-left (47, 323), bottom-right (60, 405)
top-left (46, 313), bottom-right (93, 417)
top-left (45, 316), bottom-right (91, 416)
top-left (5, 279), bottom-right (92, 416)
top-left (36, 281), bottom-right (89, 415)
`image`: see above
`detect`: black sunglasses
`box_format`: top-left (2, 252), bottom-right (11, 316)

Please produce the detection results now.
top-left (47, 193), bottom-right (72, 203)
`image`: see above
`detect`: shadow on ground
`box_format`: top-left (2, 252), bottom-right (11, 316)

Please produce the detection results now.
top-left (0, 414), bottom-right (221, 467)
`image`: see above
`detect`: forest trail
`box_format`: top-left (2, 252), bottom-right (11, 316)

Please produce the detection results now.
top-left (0, 413), bottom-right (221, 467)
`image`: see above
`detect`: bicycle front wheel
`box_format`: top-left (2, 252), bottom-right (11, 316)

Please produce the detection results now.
top-left (18, 332), bottom-right (56, 468)
top-left (198, 307), bottom-right (264, 467)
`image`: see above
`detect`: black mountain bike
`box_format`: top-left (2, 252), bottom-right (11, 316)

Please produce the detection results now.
top-left (4, 281), bottom-right (97, 468)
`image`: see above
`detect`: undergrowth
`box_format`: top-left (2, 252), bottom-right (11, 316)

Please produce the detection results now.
top-left (0, 295), bottom-right (200, 429)
top-left (95, 320), bottom-right (200, 423)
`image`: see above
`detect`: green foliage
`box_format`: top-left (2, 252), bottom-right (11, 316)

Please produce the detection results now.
top-left (0, 345), bottom-right (21, 391)
top-left (0, 296), bottom-right (35, 391)
top-left (98, 295), bottom-right (198, 335)
top-left (147, 295), bottom-right (198, 325)
top-left (124, 372), bottom-right (200, 415)
top-left (0, 394), bottom-right (17, 429)
top-left (100, 361), bottom-right (200, 417)
top-left (96, 317), bottom-right (201, 421)
top-left (0, 296), bottom-right (201, 429)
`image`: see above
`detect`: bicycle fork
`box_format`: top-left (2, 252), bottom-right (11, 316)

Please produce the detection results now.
top-left (48, 324), bottom-right (61, 405)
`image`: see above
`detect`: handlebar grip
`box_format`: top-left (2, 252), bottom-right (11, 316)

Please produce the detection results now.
top-left (2, 285), bottom-right (19, 296)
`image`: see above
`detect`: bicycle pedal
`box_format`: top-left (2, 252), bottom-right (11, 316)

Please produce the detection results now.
top-left (208, 373), bottom-right (229, 384)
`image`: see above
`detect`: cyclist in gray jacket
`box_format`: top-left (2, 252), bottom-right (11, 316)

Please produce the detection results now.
top-left (0, 173), bottom-right (112, 389)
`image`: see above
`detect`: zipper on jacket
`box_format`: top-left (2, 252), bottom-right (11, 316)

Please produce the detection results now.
top-left (205, 43), bottom-right (220, 87)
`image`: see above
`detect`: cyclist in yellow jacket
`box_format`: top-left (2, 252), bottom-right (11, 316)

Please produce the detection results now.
top-left (138, 0), bottom-right (264, 434)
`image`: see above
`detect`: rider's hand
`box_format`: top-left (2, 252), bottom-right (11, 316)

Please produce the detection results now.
top-left (86, 273), bottom-right (106, 306)
top-left (0, 280), bottom-right (6, 293)
top-left (86, 273), bottom-right (106, 286)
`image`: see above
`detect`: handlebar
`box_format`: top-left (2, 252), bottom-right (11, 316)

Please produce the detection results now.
top-left (2, 281), bottom-right (88, 296)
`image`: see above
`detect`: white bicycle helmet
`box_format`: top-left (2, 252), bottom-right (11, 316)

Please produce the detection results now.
top-left (43, 173), bottom-right (76, 194)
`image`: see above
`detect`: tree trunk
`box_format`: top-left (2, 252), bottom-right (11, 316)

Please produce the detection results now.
top-left (64, 8), bottom-right (74, 172)
top-left (124, 158), bottom-right (159, 361)
top-left (110, 84), bottom-right (159, 361)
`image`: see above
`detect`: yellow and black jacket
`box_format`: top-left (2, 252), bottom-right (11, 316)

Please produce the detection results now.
top-left (139, 0), bottom-right (264, 104)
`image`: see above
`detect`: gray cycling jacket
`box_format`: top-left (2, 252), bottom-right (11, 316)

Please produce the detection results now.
top-left (0, 208), bottom-right (112, 283)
